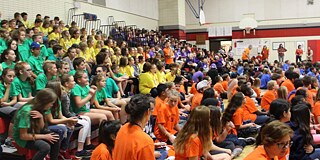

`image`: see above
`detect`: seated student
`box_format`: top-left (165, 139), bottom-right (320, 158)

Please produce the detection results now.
top-left (70, 71), bottom-right (108, 125)
top-left (156, 61), bottom-right (166, 84)
top-left (260, 68), bottom-right (271, 89)
top-left (95, 65), bottom-right (128, 124)
top-left (221, 73), bottom-right (230, 91)
top-left (139, 62), bottom-right (158, 95)
top-left (91, 74), bottom-right (120, 120)
top-left (69, 57), bottom-right (90, 76)
top-left (60, 74), bottom-right (94, 158)
top-left (45, 81), bottom-right (78, 159)
top-left (32, 34), bottom-right (48, 60)
top-left (12, 62), bottom-right (34, 103)
top-left (289, 104), bottom-right (320, 160)
top-left (57, 61), bottom-right (70, 76)
top-left (110, 64), bottom-right (128, 98)
top-left (244, 121), bottom-right (293, 160)
top-left (13, 89), bottom-right (60, 160)
top-left (191, 80), bottom-right (210, 110)
top-left (261, 80), bottom-right (278, 111)
top-left (173, 76), bottom-right (193, 107)
top-left (62, 46), bottom-right (77, 71)
top-left (113, 94), bottom-right (155, 160)
top-left (165, 63), bottom-right (179, 82)
top-left (0, 49), bottom-right (16, 75)
top-left (314, 89), bottom-right (320, 124)
top-left (277, 86), bottom-right (288, 100)
top-left (91, 120), bottom-right (121, 160)
top-left (16, 30), bottom-right (31, 62)
top-left (154, 89), bottom-right (181, 144)
top-left (213, 76), bottom-right (227, 99)
top-left (35, 60), bottom-right (57, 91)
top-left (301, 76), bottom-right (315, 109)
top-left (252, 78), bottom-right (261, 99)
top-left (27, 42), bottom-right (44, 78)
top-left (152, 84), bottom-right (169, 117)
top-left (239, 84), bottom-right (268, 125)
top-left (287, 79), bottom-right (304, 102)
top-left (0, 68), bottom-right (18, 117)
top-left (281, 70), bottom-right (299, 94)
top-left (192, 67), bottom-right (204, 83)
top-left (174, 105), bottom-right (231, 160)
top-left (47, 44), bottom-right (64, 62)
top-left (208, 106), bottom-right (240, 158)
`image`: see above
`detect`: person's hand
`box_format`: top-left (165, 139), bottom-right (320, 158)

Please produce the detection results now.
top-left (4, 82), bottom-right (10, 89)
top-left (111, 107), bottom-right (121, 112)
top-left (304, 144), bottom-right (313, 153)
top-left (168, 134), bottom-right (175, 143)
top-left (154, 142), bottom-right (166, 147)
top-left (248, 123), bottom-right (256, 127)
top-left (226, 121), bottom-right (235, 131)
top-left (154, 151), bottom-right (161, 158)
top-left (30, 111), bottom-right (43, 119)
top-left (224, 149), bottom-right (232, 155)
top-left (89, 86), bottom-right (97, 95)
top-left (313, 124), bottom-right (320, 131)
top-left (45, 133), bottom-right (59, 144)
top-left (68, 117), bottom-right (78, 126)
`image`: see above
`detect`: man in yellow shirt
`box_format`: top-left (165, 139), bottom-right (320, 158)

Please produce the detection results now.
top-left (21, 12), bottom-right (31, 29)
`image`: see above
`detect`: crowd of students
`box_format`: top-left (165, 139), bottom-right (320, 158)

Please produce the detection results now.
top-left (1, 10), bottom-right (320, 160)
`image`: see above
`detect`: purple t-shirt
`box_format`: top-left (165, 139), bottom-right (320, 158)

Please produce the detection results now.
top-left (192, 71), bottom-right (204, 82)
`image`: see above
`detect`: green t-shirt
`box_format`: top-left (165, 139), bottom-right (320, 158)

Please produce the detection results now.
top-left (70, 84), bottom-right (90, 114)
top-left (114, 73), bottom-right (123, 78)
top-left (27, 55), bottom-right (44, 75)
top-left (12, 77), bottom-right (32, 98)
top-left (105, 77), bottom-right (119, 98)
top-left (0, 83), bottom-right (18, 101)
top-left (45, 100), bottom-right (62, 118)
top-left (13, 104), bottom-right (32, 147)
top-left (95, 88), bottom-right (107, 104)
top-left (47, 48), bottom-right (54, 57)
top-left (47, 55), bottom-right (57, 61)
top-left (24, 38), bottom-right (33, 46)
top-left (35, 74), bottom-right (56, 91)
top-left (0, 62), bottom-right (16, 76)
top-left (0, 38), bottom-right (7, 54)
top-left (18, 42), bottom-right (30, 62)
top-left (40, 44), bottom-right (48, 59)
top-left (68, 69), bottom-right (89, 77)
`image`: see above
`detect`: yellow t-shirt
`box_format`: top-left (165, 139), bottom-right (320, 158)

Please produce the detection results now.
top-left (125, 65), bottom-right (135, 78)
top-left (166, 72), bottom-right (176, 82)
top-left (156, 70), bottom-right (166, 83)
top-left (103, 46), bottom-right (114, 55)
top-left (48, 32), bottom-right (61, 41)
top-left (21, 20), bottom-right (31, 29)
top-left (112, 55), bottom-right (122, 65)
top-left (40, 27), bottom-right (50, 36)
top-left (79, 50), bottom-right (93, 62)
top-left (139, 72), bottom-right (157, 94)
top-left (71, 38), bottom-right (81, 45)
top-left (87, 47), bottom-right (95, 61)
top-left (60, 38), bottom-right (72, 51)
top-left (138, 62), bottom-right (145, 73)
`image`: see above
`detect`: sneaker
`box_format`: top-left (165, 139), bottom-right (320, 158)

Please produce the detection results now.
top-left (232, 148), bottom-right (243, 158)
top-left (84, 144), bottom-right (96, 151)
top-left (4, 138), bottom-right (15, 149)
top-left (59, 151), bottom-right (72, 160)
top-left (75, 150), bottom-right (91, 158)
top-left (239, 137), bottom-right (256, 145)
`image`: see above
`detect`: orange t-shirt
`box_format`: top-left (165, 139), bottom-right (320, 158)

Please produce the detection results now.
top-left (261, 90), bottom-right (276, 111)
top-left (190, 83), bottom-right (198, 95)
top-left (154, 104), bottom-right (180, 142)
top-left (296, 49), bottom-right (303, 56)
top-left (175, 134), bottom-right (203, 160)
top-left (242, 96), bottom-right (257, 122)
top-left (297, 87), bottom-right (315, 109)
top-left (244, 145), bottom-right (279, 160)
top-left (113, 123), bottom-right (155, 160)
top-left (313, 101), bottom-right (320, 124)
top-left (281, 79), bottom-right (295, 94)
top-left (179, 85), bottom-right (186, 94)
top-left (152, 96), bottom-right (166, 117)
top-left (191, 92), bottom-right (203, 110)
top-left (221, 81), bottom-right (228, 91)
top-left (261, 48), bottom-right (269, 60)
top-left (253, 87), bottom-right (261, 98)
top-left (242, 48), bottom-right (250, 60)
top-left (231, 108), bottom-right (244, 135)
top-left (91, 143), bottom-right (112, 160)
top-left (163, 47), bottom-right (174, 65)
top-left (214, 82), bottom-right (225, 94)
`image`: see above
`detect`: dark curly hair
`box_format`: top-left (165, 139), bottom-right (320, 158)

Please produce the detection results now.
top-left (125, 94), bottom-right (151, 123)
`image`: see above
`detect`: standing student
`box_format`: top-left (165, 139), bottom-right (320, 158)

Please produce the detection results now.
top-left (70, 71), bottom-right (108, 125)
top-left (295, 45), bottom-right (303, 63)
top-left (13, 88), bottom-right (60, 160)
top-left (242, 45), bottom-right (252, 62)
top-left (91, 74), bottom-right (120, 120)
top-left (163, 41), bottom-right (175, 65)
top-left (261, 45), bottom-right (269, 61)
top-left (244, 121), bottom-right (293, 160)
top-left (91, 120), bottom-right (121, 160)
top-left (60, 74), bottom-right (94, 158)
top-left (154, 89), bottom-right (181, 144)
top-left (174, 105), bottom-right (231, 160)
top-left (277, 44), bottom-right (287, 63)
top-left (113, 94), bottom-right (155, 160)
top-left (307, 46), bottom-right (313, 61)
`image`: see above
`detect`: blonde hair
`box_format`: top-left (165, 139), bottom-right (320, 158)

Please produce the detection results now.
top-left (253, 78), bottom-right (261, 88)
top-left (277, 86), bottom-right (288, 100)
top-left (174, 106), bottom-right (212, 155)
top-left (267, 80), bottom-right (277, 90)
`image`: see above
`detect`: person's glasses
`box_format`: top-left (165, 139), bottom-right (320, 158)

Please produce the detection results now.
top-left (277, 141), bottom-right (293, 149)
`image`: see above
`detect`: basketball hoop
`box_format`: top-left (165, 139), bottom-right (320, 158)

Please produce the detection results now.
top-left (245, 27), bottom-right (252, 34)
top-left (239, 14), bottom-right (258, 36)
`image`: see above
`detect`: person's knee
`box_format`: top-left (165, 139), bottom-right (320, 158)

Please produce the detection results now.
top-left (39, 142), bottom-right (51, 153)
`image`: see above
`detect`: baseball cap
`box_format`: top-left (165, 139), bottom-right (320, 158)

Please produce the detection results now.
top-left (30, 42), bottom-right (40, 49)
top-left (197, 80), bottom-right (209, 90)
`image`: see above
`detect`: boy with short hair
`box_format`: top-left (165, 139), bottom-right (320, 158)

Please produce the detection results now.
top-left (27, 42), bottom-right (44, 78)
top-left (57, 61), bottom-right (70, 76)
top-left (32, 34), bottom-right (48, 59)
top-left (68, 57), bottom-right (88, 76)
top-left (221, 74), bottom-right (230, 91)
top-left (191, 80), bottom-right (210, 110)
top-left (261, 80), bottom-right (278, 111)
top-left (35, 60), bottom-right (57, 91)
top-left (152, 84), bottom-right (169, 117)
top-left (48, 44), bottom-right (64, 62)
top-left (110, 64), bottom-right (129, 97)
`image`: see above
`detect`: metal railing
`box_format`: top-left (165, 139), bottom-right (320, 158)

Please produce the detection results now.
top-left (85, 19), bottom-right (101, 33)
top-left (112, 21), bottom-right (126, 28)
top-left (99, 24), bottom-right (115, 37)
top-left (67, 8), bottom-right (76, 26)
top-left (125, 25), bottom-right (137, 30)
top-left (72, 14), bottom-right (86, 29)
top-left (107, 16), bottom-right (114, 25)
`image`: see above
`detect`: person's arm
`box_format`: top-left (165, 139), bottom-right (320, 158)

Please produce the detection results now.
top-left (17, 93), bottom-right (34, 102)
top-left (93, 99), bottom-right (119, 111)
top-left (0, 83), bottom-right (10, 103)
top-left (158, 123), bottom-right (175, 143)
top-left (45, 112), bottom-right (77, 125)
top-left (237, 123), bottom-right (255, 129)
top-left (209, 141), bottom-right (232, 155)
top-left (20, 128), bottom-right (59, 143)
top-left (74, 94), bottom-right (94, 108)
top-left (174, 123), bottom-right (181, 132)
top-left (1, 96), bottom-right (17, 107)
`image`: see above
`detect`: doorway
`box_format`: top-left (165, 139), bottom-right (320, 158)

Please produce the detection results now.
top-left (209, 38), bottom-right (232, 53)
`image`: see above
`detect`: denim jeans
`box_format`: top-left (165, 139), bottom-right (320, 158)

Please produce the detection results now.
top-left (310, 148), bottom-right (320, 159)
top-left (48, 125), bottom-right (73, 151)
top-left (254, 115), bottom-right (269, 125)
top-left (225, 134), bottom-right (246, 148)
top-left (155, 148), bottom-right (168, 160)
